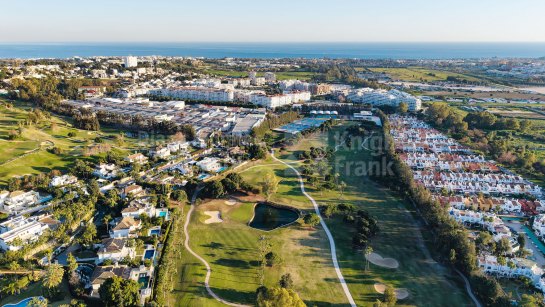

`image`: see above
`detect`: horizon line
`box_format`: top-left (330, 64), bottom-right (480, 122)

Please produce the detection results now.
top-left (2, 41), bottom-right (545, 44)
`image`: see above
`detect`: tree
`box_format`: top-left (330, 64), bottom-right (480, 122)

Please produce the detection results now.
top-left (67, 253), bottom-right (78, 272)
top-left (256, 286), bottom-right (306, 307)
top-left (364, 246), bottom-right (373, 272)
top-left (495, 237), bottom-right (511, 256)
top-left (258, 236), bottom-right (272, 286)
top-left (99, 276), bottom-right (140, 307)
top-left (303, 213), bottom-right (320, 228)
top-left (265, 251), bottom-right (282, 267)
top-left (279, 273), bottom-right (293, 289)
top-left (517, 233), bottom-right (526, 249)
top-left (338, 181), bottom-right (347, 199)
top-left (171, 189), bottom-right (188, 203)
top-left (261, 171), bottom-right (279, 201)
top-left (42, 264), bottom-right (64, 289)
top-left (28, 297), bottom-right (48, 307)
top-left (449, 249), bottom-right (457, 264)
top-left (398, 102), bottom-right (408, 114)
top-left (202, 180), bottom-right (224, 199)
top-left (383, 286), bottom-right (397, 306)
top-left (80, 223), bottom-right (97, 247)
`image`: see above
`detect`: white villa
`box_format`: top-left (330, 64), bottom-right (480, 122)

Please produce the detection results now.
top-left (50, 175), bottom-right (78, 187)
top-left (110, 216), bottom-right (142, 238)
top-left (96, 238), bottom-right (136, 264)
top-left (0, 190), bottom-right (41, 214)
top-left (196, 157), bottom-right (222, 173)
top-left (94, 164), bottom-right (119, 180)
top-left (0, 215), bottom-right (59, 251)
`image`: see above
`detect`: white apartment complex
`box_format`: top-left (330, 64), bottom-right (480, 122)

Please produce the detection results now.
top-left (150, 87), bottom-right (234, 102)
top-left (124, 56), bottom-right (138, 68)
top-left (347, 88), bottom-right (422, 111)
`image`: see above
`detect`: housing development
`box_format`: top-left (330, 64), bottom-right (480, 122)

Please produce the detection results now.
top-left (1, 51), bottom-right (545, 307)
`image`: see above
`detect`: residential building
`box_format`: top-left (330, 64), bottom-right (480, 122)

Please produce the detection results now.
top-left (96, 238), bottom-right (136, 264)
top-left (110, 216), bottom-right (142, 238)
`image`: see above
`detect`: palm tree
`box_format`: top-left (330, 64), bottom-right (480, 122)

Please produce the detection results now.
top-left (103, 215), bottom-right (111, 233)
top-left (42, 264), bottom-right (64, 289)
top-left (364, 246), bottom-right (373, 272)
top-left (339, 181), bottom-right (347, 199)
top-left (2, 281), bottom-right (18, 296)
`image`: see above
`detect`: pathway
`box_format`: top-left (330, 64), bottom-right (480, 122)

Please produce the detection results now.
top-left (270, 150), bottom-right (357, 307)
top-left (455, 269), bottom-right (483, 307)
top-left (183, 187), bottom-right (251, 307)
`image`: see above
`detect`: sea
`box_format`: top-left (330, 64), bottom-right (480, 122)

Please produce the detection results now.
top-left (0, 42), bottom-right (545, 59)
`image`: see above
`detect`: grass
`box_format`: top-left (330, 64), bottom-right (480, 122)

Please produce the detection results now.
top-left (170, 199), bottom-right (349, 306)
top-left (367, 67), bottom-right (482, 83)
top-left (0, 99), bottom-right (144, 188)
top-left (202, 69), bottom-right (318, 81)
top-left (171, 123), bottom-right (472, 306)
top-left (0, 277), bottom-right (74, 306)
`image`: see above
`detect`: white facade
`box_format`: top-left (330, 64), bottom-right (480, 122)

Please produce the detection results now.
top-left (50, 175), bottom-right (78, 187)
top-left (347, 88), bottom-right (422, 111)
top-left (124, 56), bottom-right (138, 68)
top-left (250, 91), bottom-right (311, 108)
top-left (196, 157), bottom-right (222, 173)
top-left (150, 87), bottom-right (234, 102)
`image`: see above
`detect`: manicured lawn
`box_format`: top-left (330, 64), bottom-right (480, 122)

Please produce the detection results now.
top-left (173, 123), bottom-right (472, 306)
top-left (0, 99), bottom-right (143, 187)
top-left (202, 69), bottom-right (317, 81)
top-left (170, 199), bottom-right (349, 306)
top-left (367, 67), bottom-right (482, 83)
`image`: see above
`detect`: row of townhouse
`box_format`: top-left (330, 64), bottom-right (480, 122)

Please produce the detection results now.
top-left (149, 87), bottom-right (235, 102)
top-left (421, 179), bottom-right (541, 197)
top-left (401, 152), bottom-right (487, 163)
top-left (403, 157), bottom-right (499, 173)
top-left (435, 195), bottom-right (532, 213)
top-left (449, 207), bottom-right (519, 253)
top-left (479, 254), bottom-right (545, 285)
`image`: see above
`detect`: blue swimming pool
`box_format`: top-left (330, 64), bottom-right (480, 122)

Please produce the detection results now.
top-left (3, 296), bottom-right (45, 307)
top-left (138, 276), bottom-right (150, 289)
top-left (522, 226), bottom-right (545, 255)
top-left (149, 228), bottom-right (161, 236)
top-left (143, 249), bottom-right (155, 260)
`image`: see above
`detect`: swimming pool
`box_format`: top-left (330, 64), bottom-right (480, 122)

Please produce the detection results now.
top-left (149, 228), bottom-right (161, 236)
top-left (3, 296), bottom-right (45, 307)
top-left (143, 249), bottom-right (155, 260)
top-left (138, 276), bottom-right (150, 289)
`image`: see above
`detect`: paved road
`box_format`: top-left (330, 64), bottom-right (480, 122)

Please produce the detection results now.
top-left (183, 187), bottom-right (251, 307)
top-left (271, 151), bottom-right (357, 307)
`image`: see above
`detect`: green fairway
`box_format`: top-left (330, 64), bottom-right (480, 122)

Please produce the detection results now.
top-left (171, 199), bottom-right (350, 306)
top-left (367, 67), bottom-right (482, 83)
top-left (173, 123), bottom-right (472, 306)
top-left (0, 100), bottom-right (143, 187)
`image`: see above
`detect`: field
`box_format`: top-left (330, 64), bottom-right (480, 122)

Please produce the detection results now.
top-left (0, 99), bottom-right (144, 188)
top-left (170, 124), bottom-right (472, 306)
top-left (487, 107), bottom-right (545, 120)
top-left (202, 69), bottom-right (318, 81)
top-left (366, 67), bottom-right (482, 83)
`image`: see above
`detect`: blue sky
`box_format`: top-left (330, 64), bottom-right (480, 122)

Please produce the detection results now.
top-left (1, 0), bottom-right (543, 42)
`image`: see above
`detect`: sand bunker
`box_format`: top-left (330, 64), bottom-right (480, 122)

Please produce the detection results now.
top-left (365, 252), bottom-right (399, 269)
top-left (374, 283), bottom-right (409, 300)
top-left (224, 199), bottom-right (237, 206)
top-left (204, 211), bottom-right (223, 224)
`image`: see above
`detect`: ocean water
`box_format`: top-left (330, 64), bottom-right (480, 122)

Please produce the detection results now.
top-left (0, 42), bottom-right (544, 59)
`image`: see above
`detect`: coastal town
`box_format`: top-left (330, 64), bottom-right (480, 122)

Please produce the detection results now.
top-left (1, 51), bottom-right (545, 307)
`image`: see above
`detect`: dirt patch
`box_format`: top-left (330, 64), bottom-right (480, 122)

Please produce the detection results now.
top-left (366, 252), bottom-right (399, 269)
top-left (374, 283), bottom-right (409, 300)
top-left (225, 199), bottom-right (237, 206)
